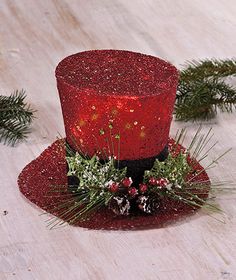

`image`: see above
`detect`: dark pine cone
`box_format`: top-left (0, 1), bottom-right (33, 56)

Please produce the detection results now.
top-left (136, 195), bottom-right (161, 214)
top-left (108, 196), bottom-right (131, 216)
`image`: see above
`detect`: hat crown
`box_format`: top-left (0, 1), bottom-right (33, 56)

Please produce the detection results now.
top-left (56, 50), bottom-right (178, 160)
top-left (56, 49), bottom-right (178, 97)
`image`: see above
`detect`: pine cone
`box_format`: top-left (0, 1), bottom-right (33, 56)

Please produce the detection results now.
top-left (136, 195), bottom-right (161, 214)
top-left (108, 196), bottom-right (131, 216)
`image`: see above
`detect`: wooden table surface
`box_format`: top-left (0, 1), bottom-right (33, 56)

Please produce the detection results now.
top-left (1, 1), bottom-right (236, 279)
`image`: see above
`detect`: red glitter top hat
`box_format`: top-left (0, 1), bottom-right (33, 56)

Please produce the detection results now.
top-left (18, 50), bottom-right (211, 230)
top-left (56, 50), bottom-right (178, 160)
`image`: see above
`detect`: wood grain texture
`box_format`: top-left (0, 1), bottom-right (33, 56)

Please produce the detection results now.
top-left (0, 1), bottom-right (236, 279)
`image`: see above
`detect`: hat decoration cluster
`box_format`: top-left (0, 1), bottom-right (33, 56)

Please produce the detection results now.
top-left (46, 126), bottom-right (228, 229)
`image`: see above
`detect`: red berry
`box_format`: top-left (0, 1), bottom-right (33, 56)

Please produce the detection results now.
top-left (121, 177), bottom-right (133, 187)
top-left (128, 187), bottom-right (138, 197)
top-left (149, 177), bottom-right (157, 186)
top-left (156, 178), bottom-right (169, 188)
top-left (109, 182), bottom-right (119, 193)
top-left (139, 183), bottom-right (148, 193)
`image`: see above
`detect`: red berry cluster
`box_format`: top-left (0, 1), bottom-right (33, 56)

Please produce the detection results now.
top-left (109, 176), bottom-right (169, 199)
top-left (148, 177), bottom-right (169, 189)
top-left (137, 177), bottom-right (169, 195)
top-left (109, 177), bottom-right (138, 197)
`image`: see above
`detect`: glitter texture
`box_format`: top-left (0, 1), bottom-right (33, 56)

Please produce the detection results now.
top-left (56, 50), bottom-right (179, 160)
top-left (18, 139), bottom-right (210, 231)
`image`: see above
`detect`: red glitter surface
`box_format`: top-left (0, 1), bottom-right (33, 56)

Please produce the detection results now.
top-left (18, 139), bottom-right (210, 231)
top-left (56, 50), bottom-right (179, 160)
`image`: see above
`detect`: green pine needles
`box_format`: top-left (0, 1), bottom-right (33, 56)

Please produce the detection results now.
top-left (66, 153), bottom-right (127, 221)
top-left (0, 89), bottom-right (35, 145)
top-left (176, 59), bottom-right (236, 121)
top-left (144, 151), bottom-right (191, 186)
top-left (46, 151), bottom-right (127, 228)
top-left (67, 153), bottom-right (127, 190)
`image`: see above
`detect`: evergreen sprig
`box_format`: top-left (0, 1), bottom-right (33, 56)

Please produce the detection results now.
top-left (176, 59), bottom-right (236, 121)
top-left (0, 89), bottom-right (35, 145)
top-left (144, 152), bottom-right (191, 186)
top-left (46, 151), bottom-right (127, 228)
top-left (67, 153), bottom-right (127, 190)
top-left (142, 127), bottom-right (230, 212)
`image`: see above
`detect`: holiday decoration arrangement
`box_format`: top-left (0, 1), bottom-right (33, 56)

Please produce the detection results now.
top-left (17, 50), bottom-right (234, 230)
top-left (44, 127), bottom-right (228, 229)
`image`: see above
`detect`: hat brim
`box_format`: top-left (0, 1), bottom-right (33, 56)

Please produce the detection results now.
top-left (18, 139), bottom-right (210, 230)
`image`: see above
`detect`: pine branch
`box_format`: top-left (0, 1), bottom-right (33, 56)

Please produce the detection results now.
top-left (180, 59), bottom-right (236, 80)
top-left (46, 150), bottom-right (128, 228)
top-left (175, 58), bottom-right (236, 121)
top-left (0, 89), bottom-right (35, 145)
